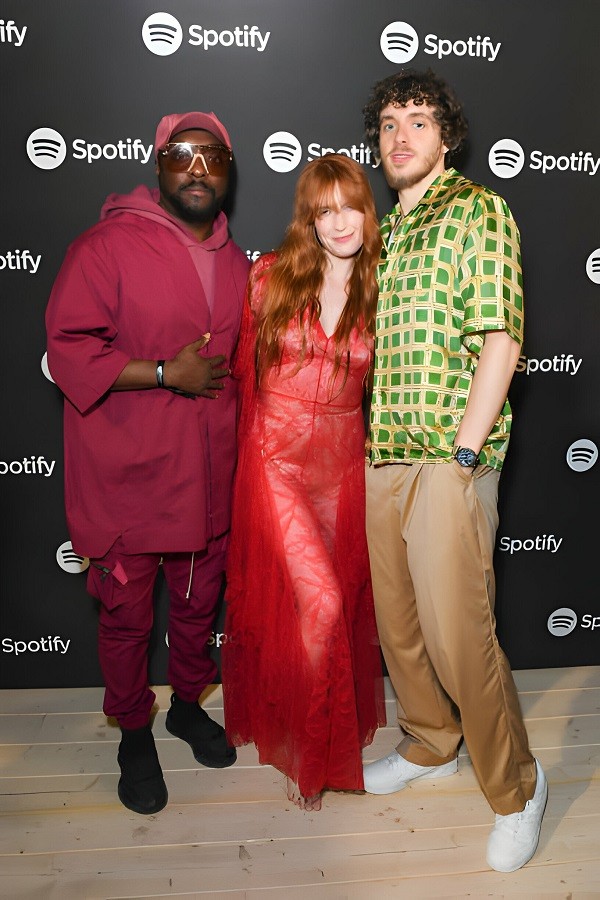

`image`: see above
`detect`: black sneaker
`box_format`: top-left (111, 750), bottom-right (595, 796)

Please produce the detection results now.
top-left (117, 724), bottom-right (168, 815)
top-left (165, 692), bottom-right (237, 768)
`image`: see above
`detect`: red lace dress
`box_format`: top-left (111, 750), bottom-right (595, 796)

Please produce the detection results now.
top-left (222, 254), bottom-right (385, 798)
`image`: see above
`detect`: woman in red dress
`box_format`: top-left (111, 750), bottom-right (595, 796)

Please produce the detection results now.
top-left (223, 154), bottom-right (385, 810)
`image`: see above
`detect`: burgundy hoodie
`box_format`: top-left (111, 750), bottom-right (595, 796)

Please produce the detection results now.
top-left (46, 185), bottom-right (250, 558)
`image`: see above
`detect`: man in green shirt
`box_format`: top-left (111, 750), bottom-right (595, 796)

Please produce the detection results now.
top-left (362, 69), bottom-right (547, 873)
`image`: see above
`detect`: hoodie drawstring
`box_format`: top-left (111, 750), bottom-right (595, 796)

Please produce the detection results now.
top-left (186, 551), bottom-right (195, 599)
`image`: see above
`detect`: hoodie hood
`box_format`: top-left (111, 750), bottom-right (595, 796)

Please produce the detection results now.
top-left (100, 184), bottom-right (230, 250)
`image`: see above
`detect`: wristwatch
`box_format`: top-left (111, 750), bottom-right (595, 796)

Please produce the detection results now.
top-left (454, 445), bottom-right (480, 469)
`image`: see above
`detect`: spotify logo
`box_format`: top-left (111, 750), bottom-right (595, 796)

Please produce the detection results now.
top-left (56, 541), bottom-right (89, 574)
top-left (547, 608), bottom-right (577, 637)
top-left (41, 352), bottom-right (54, 383)
top-left (566, 439), bottom-right (598, 472)
top-left (27, 128), bottom-right (67, 170)
top-left (380, 22), bottom-right (419, 64)
top-left (263, 131), bottom-right (302, 173)
top-left (488, 139), bottom-right (525, 179)
top-left (142, 12), bottom-right (183, 56)
top-left (586, 248), bottom-right (600, 284)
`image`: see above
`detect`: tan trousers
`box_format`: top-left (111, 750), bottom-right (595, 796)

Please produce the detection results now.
top-left (365, 461), bottom-right (536, 815)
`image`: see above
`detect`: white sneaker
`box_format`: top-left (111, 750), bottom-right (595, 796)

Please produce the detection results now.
top-left (486, 758), bottom-right (548, 872)
top-left (363, 750), bottom-right (458, 795)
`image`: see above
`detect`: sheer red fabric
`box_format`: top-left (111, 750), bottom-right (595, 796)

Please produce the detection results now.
top-left (223, 254), bottom-right (385, 798)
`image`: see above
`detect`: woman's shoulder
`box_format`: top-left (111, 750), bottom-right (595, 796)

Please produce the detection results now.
top-left (247, 252), bottom-right (278, 311)
top-left (250, 251), bottom-right (278, 279)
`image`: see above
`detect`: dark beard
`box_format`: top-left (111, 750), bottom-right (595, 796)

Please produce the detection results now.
top-left (167, 188), bottom-right (222, 223)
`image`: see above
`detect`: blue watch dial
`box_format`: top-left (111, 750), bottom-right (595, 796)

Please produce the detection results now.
top-left (455, 446), bottom-right (479, 467)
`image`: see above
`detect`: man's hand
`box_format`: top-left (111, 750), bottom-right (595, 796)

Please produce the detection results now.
top-left (164, 334), bottom-right (228, 399)
top-left (110, 333), bottom-right (228, 398)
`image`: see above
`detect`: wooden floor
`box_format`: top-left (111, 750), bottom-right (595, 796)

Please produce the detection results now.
top-left (0, 667), bottom-right (599, 899)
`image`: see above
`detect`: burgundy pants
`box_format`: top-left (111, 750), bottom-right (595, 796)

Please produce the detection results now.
top-left (87, 535), bottom-right (227, 729)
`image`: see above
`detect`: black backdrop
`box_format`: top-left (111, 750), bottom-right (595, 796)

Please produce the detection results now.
top-left (1, 0), bottom-right (598, 689)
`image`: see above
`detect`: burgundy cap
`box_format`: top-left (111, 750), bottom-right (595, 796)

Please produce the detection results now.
top-left (154, 111), bottom-right (232, 159)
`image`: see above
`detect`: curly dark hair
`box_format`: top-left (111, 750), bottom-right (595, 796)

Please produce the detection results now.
top-left (363, 69), bottom-right (468, 158)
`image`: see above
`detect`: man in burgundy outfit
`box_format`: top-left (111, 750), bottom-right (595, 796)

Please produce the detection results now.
top-left (46, 111), bottom-right (250, 814)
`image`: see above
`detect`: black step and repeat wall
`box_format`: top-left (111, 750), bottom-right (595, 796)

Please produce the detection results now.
top-left (1, 1), bottom-right (598, 689)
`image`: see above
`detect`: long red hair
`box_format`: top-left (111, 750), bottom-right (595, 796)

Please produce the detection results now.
top-left (255, 154), bottom-right (381, 385)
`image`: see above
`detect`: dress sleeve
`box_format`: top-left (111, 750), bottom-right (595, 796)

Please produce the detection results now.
top-left (45, 235), bottom-right (130, 414)
top-left (459, 192), bottom-right (524, 356)
top-left (231, 253), bottom-right (276, 435)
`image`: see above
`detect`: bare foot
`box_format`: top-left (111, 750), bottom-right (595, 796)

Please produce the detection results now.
top-left (286, 777), bottom-right (322, 811)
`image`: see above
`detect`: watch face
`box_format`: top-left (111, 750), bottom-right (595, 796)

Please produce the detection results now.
top-left (456, 447), bottom-right (478, 467)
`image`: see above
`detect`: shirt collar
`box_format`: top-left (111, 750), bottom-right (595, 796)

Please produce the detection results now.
top-left (417, 167), bottom-right (460, 207)
top-left (386, 167), bottom-right (462, 225)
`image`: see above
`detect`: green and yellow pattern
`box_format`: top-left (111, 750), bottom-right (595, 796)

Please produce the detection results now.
top-left (371, 168), bottom-right (524, 471)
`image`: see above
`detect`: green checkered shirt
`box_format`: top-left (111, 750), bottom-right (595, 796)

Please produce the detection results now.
top-left (370, 168), bottom-right (524, 471)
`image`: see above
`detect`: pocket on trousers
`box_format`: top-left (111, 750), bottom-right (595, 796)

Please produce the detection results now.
top-left (451, 458), bottom-right (476, 483)
top-left (87, 561), bottom-right (127, 611)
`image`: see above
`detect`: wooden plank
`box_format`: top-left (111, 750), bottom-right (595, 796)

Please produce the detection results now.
top-left (0, 708), bottom-right (227, 746)
top-left (0, 670), bottom-right (598, 900)
top-left (0, 732), bottom-right (263, 778)
top-left (0, 767), bottom-right (285, 811)
top-left (1, 743), bottom-right (598, 813)
top-left (518, 687), bottom-right (600, 718)
top-left (1, 711), bottom-right (598, 781)
top-left (0, 684), bottom-right (222, 717)
top-left (0, 686), bottom-right (106, 716)
top-left (3, 686), bottom-right (599, 747)
top-left (198, 866), bottom-right (600, 900)
top-left (0, 775), bottom-right (598, 856)
top-left (1, 812), bottom-right (598, 897)
top-left (512, 666), bottom-right (600, 692)
top-left (366, 713), bottom-right (600, 761)
top-left (119, 862), bottom-right (600, 899)
top-left (386, 687), bottom-right (600, 725)
top-left (3, 863), bottom-right (599, 900)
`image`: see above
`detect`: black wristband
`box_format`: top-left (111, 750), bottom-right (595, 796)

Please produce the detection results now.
top-left (156, 359), bottom-right (195, 399)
